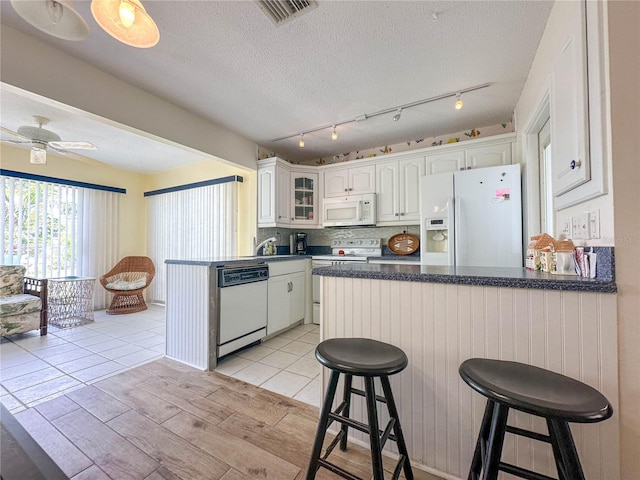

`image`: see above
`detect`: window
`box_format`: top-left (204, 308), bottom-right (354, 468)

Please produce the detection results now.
top-left (145, 176), bottom-right (241, 304)
top-left (1, 172), bottom-right (121, 308)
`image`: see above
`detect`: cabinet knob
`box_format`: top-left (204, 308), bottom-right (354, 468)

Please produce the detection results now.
top-left (570, 159), bottom-right (582, 170)
top-left (395, 213), bottom-right (399, 216)
top-left (400, 212), bottom-right (405, 216)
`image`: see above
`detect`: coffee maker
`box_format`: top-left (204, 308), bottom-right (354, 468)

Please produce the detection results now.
top-left (290, 232), bottom-right (308, 254)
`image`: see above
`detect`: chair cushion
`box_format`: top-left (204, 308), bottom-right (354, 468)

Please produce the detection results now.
top-left (0, 265), bottom-right (27, 297)
top-left (106, 272), bottom-right (148, 291)
top-left (0, 294), bottom-right (42, 317)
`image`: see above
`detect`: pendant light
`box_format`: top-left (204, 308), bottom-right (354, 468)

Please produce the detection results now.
top-left (10, 0), bottom-right (89, 41)
top-left (91, 0), bottom-right (160, 48)
top-left (454, 93), bottom-right (464, 110)
top-left (331, 126), bottom-right (338, 140)
top-left (298, 134), bottom-right (305, 148)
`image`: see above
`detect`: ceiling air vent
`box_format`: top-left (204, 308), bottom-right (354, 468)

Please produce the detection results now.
top-left (256, 0), bottom-right (317, 26)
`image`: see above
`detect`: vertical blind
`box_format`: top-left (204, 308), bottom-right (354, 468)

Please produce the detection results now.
top-left (145, 178), bottom-right (240, 304)
top-left (1, 174), bottom-right (120, 309)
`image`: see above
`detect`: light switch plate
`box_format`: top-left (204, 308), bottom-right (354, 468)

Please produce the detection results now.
top-left (573, 213), bottom-right (590, 240)
top-left (589, 209), bottom-right (600, 239)
top-left (562, 218), bottom-right (572, 239)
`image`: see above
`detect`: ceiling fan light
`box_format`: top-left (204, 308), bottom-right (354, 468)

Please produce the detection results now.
top-left (91, 0), bottom-right (160, 48)
top-left (10, 0), bottom-right (89, 41)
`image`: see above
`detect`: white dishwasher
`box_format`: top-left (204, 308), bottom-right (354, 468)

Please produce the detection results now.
top-left (216, 264), bottom-right (268, 357)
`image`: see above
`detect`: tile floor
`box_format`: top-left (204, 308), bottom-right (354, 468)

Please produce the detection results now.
top-left (1, 305), bottom-right (321, 415)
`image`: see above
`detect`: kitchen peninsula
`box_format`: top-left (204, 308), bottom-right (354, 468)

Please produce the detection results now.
top-left (313, 263), bottom-right (619, 480)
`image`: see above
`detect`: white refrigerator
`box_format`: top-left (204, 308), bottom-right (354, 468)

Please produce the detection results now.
top-left (420, 164), bottom-right (523, 267)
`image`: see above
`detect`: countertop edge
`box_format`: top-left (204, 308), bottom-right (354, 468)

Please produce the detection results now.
top-left (312, 264), bottom-right (617, 294)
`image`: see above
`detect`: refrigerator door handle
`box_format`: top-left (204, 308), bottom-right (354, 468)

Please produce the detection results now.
top-left (453, 196), bottom-right (460, 267)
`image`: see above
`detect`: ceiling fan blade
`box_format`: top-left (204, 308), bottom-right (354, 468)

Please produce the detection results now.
top-left (49, 146), bottom-right (107, 166)
top-left (1, 125), bottom-right (31, 141)
top-left (49, 141), bottom-right (98, 150)
top-left (1, 139), bottom-right (28, 146)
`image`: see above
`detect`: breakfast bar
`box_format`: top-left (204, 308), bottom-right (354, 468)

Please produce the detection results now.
top-left (312, 263), bottom-right (619, 480)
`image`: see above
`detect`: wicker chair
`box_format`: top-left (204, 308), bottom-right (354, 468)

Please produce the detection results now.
top-left (100, 256), bottom-right (155, 315)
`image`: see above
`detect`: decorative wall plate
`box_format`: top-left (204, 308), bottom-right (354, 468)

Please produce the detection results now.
top-left (388, 233), bottom-right (419, 255)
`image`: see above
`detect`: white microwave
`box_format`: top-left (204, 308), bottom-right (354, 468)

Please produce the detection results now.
top-left (322, 193), bottom-right (377, 227)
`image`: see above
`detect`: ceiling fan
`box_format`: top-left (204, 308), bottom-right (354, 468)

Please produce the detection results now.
top-left (1, 115), bottom-right (99, 165)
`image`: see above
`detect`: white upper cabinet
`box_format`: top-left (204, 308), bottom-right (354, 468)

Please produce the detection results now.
top-left (466, 142), bottom-right (512, 169)
top-left (376, 156), bottom-right (425, 224)
top-left (258, 157), bottom-right (318, 227)
top-left (550, 0), bottom-right (590, 197)
top-left (426, 136), bottom-right (513, 174)
top-left (291, 172), bottom-right (318, 225)
top-left (323, 165), bottom-right (375, 197)
top-left (426, 150), bottom-right (465, 174)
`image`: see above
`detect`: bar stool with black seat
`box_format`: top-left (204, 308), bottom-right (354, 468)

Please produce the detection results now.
top-left (459, 358), bottom-right (613, 480)
top-left (306, 338), bottom-right (414, 480)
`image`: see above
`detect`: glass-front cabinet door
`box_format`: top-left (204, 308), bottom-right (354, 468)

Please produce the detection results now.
top-left (291, 172), bottom-right (318, 225)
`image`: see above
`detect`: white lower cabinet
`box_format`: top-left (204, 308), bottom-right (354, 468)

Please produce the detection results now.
top-left (267, 261), bottom-right (306, 336)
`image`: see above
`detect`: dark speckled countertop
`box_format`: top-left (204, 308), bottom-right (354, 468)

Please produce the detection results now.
top-left (165, 255), bottom-right (311, 267)
top-left (312, 263), bottom-right (617, 293)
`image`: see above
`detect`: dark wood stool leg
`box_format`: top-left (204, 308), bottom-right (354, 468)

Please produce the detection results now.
top-left (380, 376), bottom-right (414, 480)
top-left (468, 400), bottom-right (496, 480)
top-left (364, 376), bottom-right (385, 480)
top-left (482, 403), bottom-right (509, 480)
top-left (306, 370), bottom-right (340, 480)
top-left (339, 374), bottom-right (353, 451)
top-left (547, 419), bottom-right (586, 480)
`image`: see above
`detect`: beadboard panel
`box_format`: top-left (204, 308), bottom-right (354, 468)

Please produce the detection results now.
top-left (320, 277), bottom-right (620, 479)
top-left (166, 264), bottom-right (214, 370)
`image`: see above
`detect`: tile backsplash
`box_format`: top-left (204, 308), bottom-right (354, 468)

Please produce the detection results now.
top-left (257, 225), bottom-right (421, 253)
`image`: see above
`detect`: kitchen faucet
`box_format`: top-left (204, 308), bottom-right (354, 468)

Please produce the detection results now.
top-left (254, 236), bottom-right (277, 255)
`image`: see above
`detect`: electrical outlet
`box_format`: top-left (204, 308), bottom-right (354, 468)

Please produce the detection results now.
top-left (589, 209), bottom-right (600, 239)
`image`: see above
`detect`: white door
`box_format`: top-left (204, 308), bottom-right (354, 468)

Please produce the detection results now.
top-left (550, 0), bottom-right (589, 196)
top-left (324, 169), bottom-right (350, 197)
top-left (465, 143), bottom-right (512, 169)
top-left (454, 164), bottom-right (522, 268)
top-left (349, 165), bottom-right (376, 194)
top-left (289, 271), bottom-right (306, 325)
top-left (376, 162), bottom-right (399, 223)
top-left (426, 150), bottom-right (465, 174)
top-left (398, 156), bottom-right (425, 221)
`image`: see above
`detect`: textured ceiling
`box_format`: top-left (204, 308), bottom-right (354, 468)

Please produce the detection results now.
top-left (0, 0), bottom-right (553, 172)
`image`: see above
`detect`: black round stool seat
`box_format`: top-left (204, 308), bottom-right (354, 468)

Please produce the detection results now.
top-left (459, 358), bottom-right (613, 480)
top-left (306, 338), bottom-right (413, 480)
top-left (459, 358), bottom-right (612, 423)
top-left (315, 337), bottom-right (408, 376)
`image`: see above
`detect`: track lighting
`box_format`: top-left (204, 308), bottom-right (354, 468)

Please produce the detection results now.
top-left (91, 0), bottom-right (160, 48)
top-left (455, 93), bottom-right (464, 110)
top-left (270, 82), bottom-right (491, 144)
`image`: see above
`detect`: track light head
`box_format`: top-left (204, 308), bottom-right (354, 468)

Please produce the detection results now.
top-left (455, 93), bottom-right (463, 110)
top-left (331, 126), bottom-right (338, 140)
top-left (392, 108), bottom-right (402, 122)
top-left (298, 134), bottom-right (305, 148)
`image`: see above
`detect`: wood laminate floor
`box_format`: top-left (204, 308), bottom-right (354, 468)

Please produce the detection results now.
top-left (8, 357), bottom-right (443, 480)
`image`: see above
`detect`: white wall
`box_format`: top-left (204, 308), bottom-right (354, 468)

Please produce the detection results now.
top-left (515, 1), bottom-right (640, 476)
top-left (0, 26), bottom-right (258, 171)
